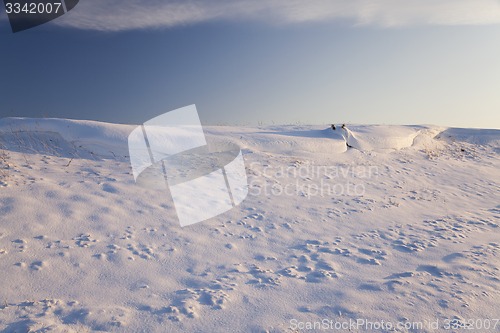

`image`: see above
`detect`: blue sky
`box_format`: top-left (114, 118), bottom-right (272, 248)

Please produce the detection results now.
top-left (1, 0), bottom-right (499, 128)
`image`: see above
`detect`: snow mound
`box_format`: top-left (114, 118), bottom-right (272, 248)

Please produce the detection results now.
top-left (341, 125), bottom-right (422, 151)
top-left (0, 117), bottom-right (134, 159)
top-left (215, 125), bottom-right (425, 156)
top-left (436, 127), bottom-right (500, 146)
top-left (217, 126), bottom-right (348, 155)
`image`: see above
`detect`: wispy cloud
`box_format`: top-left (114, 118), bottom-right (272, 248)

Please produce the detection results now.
top-left (55, 0), bottom-right (500, 31)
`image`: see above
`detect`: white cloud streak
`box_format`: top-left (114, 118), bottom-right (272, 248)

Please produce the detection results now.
top-left (55, 0), bottom-right (500, 31)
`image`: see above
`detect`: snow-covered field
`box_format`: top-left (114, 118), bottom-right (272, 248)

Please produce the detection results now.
top-left (0, 118), bottom-right (499, 332)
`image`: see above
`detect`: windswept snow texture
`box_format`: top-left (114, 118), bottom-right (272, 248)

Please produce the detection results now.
top-left (0, 118), bottom-right (499, 332)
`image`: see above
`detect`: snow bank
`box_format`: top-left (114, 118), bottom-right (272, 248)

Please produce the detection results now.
top-left (436, 127), bottom-right (500, 146)
top-left (0, 117), bottom-right (135, 158)
top-left (1, 118), bottom-right (498, 158)
top-left (341, 125), bottom-right (422, 151)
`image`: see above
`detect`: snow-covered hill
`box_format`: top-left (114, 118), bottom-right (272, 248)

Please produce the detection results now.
top-left (0, 118), bottom-right (499, 332)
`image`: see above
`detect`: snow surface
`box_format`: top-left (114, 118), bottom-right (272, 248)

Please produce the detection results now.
top-left (0, 118), bottom-right (499, 332)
